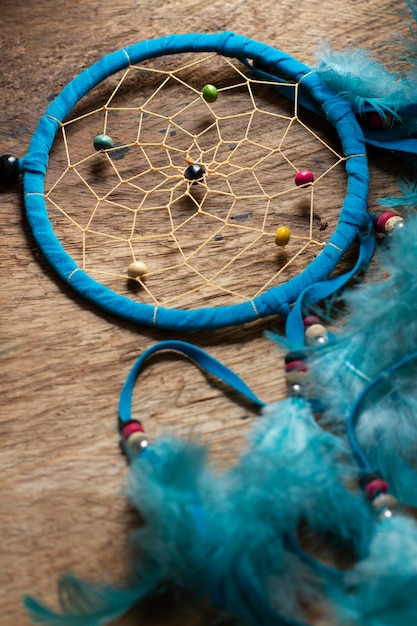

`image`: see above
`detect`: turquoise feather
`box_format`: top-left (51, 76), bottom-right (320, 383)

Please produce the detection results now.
top-left (379, 177), bottom-right (417, 211)
top-left (126, 438), bottom-right (218, 592)
top-left (315, 43), bottom-right (414, 118)
top-left (25, 397), bottom-right (373, 626)
top-left (237, 398), bottom-right (372, 555)
top-left (23, 574), bottom-right (150, 625)
top-left (308, 214), bottom-right (417, 503)
top-left (330, 516), bottom-right (417, 625)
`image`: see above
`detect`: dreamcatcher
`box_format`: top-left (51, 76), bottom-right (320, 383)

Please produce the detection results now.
top-left (3, 16), bottom-right (417, 626)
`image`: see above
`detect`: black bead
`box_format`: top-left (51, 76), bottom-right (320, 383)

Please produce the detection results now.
top-left (0, 154), bottom-right (20, 186)
top-left (371, 211), bottom-right (384, 230)
top-left (359, 471), bottom-right (381, 489)
top-left (184, 163), bottom-right (206, 181)
top-left (285, 350), bottom-right (307, 364)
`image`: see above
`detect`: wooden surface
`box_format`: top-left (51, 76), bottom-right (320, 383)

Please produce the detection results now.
top-left (0, 1), bottom-right (407, 625)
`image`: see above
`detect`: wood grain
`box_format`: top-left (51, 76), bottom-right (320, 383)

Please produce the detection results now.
top-left (0, 1), bottom-right (407, 624)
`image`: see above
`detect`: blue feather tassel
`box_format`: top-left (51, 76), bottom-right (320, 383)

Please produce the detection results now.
top-left (379, 177), bottom-right (417, 211)
top-left (315, 43), bottom-right (414, 118)
top-left (239, 398), bottom-right (372, 555)
top-left (25, 397), bottom-right (374, 626)
top-left (23, 575), bottom-right (150, 625)
top-left (126, 437), bottom-right (218, 593)
top-left (308, 214), bottom-right (417, 504)
top-left (330, 515), bottom-right (417, 625)
top-left (201, 397), bottom-right (373, 624)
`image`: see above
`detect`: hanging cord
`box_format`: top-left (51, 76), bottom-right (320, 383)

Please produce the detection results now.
top-left (119, 341), bottom-right (347, 583)
top-left (118, 339), bottom-right (266, 428)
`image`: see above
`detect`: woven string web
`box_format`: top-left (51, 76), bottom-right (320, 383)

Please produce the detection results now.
top-left (44, 53), bottom-right (350, 311)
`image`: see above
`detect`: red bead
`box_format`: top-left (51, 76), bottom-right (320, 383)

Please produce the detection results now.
top-left (285, 360), bottom-right (308, 373)
top-left (295, 170), bottom-right (314, 186)
top-left (303, 315), bottom-right (321, 328)
top-left (121, 421), bottom-right (144, 440)
top-left (375, 211), bottom-right (399, 234)
top-left (365, 478), bottom-right (389, 500)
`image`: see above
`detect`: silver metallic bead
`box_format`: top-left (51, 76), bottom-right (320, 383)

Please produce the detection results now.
top-left (288, 382), bottom-right (303, 397)
top-left (126, 431), bottom-right (149, 456)
top-left (305, 323), bottom-right (328, 346)
top-left (377, 507), bottom-right (396, 522)
top-left (385, 215), bottom-right (404, 233)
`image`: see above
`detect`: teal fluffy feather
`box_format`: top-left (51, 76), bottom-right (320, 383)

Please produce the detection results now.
top-left (308, 214), bottom-right (417, 503)
top-left (330, 516), bottom-right (417, 625)
top-left (126, 438), bottom-right (217, 592)
top-left (379, 177), bottom-right (417, 211)
top-left (315, 43), bottom-right (415, 118)
top-left (237, 398), bottom-right (372, 554)
top-left (23, 575), bottom-right (150, 625)
top-left (355, 384), bottom-right (417, 505)
top-left (25, 399), bottom-right (373, 626)
top-left (309, 213), bottom-right (417, 407)
top-left (24, 439), bottom-right (215, 625)
top-left (205, 397), bottom-right (373, 624)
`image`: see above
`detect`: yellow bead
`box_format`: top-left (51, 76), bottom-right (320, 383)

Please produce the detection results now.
top-left (275, 226), bottom-right (291, 246)
top-left (127, 260), bottom-right (148, 279)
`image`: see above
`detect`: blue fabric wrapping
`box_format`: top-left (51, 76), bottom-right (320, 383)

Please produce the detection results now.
top-left (22, 32), bottom-right (370, 331)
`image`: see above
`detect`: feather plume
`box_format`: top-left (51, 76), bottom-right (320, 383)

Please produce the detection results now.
top-left (330, 515), bottom-right (417, 626)
top-left (238, 398), bottom-right (372, 553)
top-left (308, 213), bottom-right (417, 412)
top-left (23, 439), bottom-right (215, 625)
top-left (379, 176), bottom-right (417, 211)
top-left (126, 437), bottom-right (217, 592)
top-left (315, 43), bottom-right (415, 118)
top-left (23, 575), bottom-right (150, 625)
top-left (308, 214), bottom-right (417, 503)
top-left (205, 397), bottom-right (373, 625)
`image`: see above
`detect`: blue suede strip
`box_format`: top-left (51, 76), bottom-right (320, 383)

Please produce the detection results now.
top-left (118, 340), bottom-right (266, 424)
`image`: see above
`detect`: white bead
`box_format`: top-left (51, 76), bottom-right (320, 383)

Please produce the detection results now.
top-left (305, 323), bottom-right (328, 345)
top-left (126, 431), bottom-right (149, 456)
top-left (286, 370), bottom-right (307, 385)
top-left (371, 493), bottom-right (398, 511)
top-left (385, 216), bottom-right (404, 233)
top-left (127, 261), bottom-right (148, 279)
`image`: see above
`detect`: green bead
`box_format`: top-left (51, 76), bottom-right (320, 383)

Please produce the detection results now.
top-left (93, 133), bottom-right (114, 151)
top-left (202, 84), bottom-right (218, 103)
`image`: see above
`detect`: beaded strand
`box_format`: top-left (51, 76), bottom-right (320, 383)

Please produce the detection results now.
top-left (120, 420), bottom-right (149, 457)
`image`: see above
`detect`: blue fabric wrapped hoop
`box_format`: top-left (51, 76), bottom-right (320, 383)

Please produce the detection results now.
top-left (22, 32), bottom-right (370, 332)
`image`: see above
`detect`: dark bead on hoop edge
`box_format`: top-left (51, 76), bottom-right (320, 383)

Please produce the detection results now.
top-left (0, 154), bottom-right (20, 186)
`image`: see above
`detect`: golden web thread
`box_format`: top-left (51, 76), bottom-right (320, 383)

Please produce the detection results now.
top-left (44, 54), bottom-right (357, 308)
